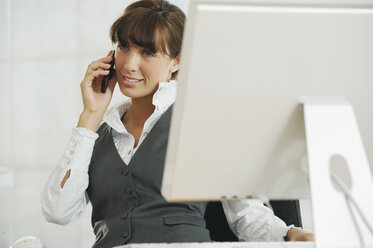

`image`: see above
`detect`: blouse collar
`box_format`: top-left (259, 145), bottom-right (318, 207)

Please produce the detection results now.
top-left (103, 80), bottom-right (177, 133)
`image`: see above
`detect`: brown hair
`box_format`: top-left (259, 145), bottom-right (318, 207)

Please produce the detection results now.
top-left (110, 0), bottom-right (185, 79)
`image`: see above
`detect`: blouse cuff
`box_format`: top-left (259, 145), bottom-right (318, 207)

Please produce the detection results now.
top-left (57, 127), bottom-right (99, 174)
top-left (72, 127), bottom-right (99, 140)
top-left (276, 224), bottom-right (295, 241)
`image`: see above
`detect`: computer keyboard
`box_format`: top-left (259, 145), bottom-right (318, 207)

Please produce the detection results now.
top-left (117, 241), bottom-right (315, 248)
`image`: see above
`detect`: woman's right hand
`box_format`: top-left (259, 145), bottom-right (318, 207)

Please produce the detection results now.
top-left (78, 50), bottom-right (117, 132)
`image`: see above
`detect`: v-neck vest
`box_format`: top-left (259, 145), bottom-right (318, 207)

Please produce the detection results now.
top-left (87, 106), bottom-right (211, 248)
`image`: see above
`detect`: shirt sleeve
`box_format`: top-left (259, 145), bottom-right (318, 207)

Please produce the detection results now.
top-left (221, 199), bottom-right (293, 241)
top-left (40, 127), bottom-right (98, 226)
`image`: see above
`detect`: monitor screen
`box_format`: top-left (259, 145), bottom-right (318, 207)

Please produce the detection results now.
top-left (161, 1), bottom-right (373, 201)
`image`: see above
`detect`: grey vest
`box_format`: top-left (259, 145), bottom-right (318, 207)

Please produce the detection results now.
top-left (87, 106), bottom-right (211, 248)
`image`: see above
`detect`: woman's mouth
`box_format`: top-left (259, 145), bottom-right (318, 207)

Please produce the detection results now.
top-left (122, 75), bottom-right (143, 87)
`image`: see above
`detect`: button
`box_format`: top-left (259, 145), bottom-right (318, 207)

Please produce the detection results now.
top-left (121, 212), bottom-right (128, 219)
top-left (68, 150), bottom-right (74, 155)
top-left (71, 141), bottom-right (77, 147)
top-left (122, 232), bottom-right (129, 238)
top-left (126, 188), bottom-right (133, 195)
top-left (132, 199), bottom-right (139, 207)
top-left (66, 159), bottom-right (71, 165)
top-left (122, 168), bottom-right (129, 176)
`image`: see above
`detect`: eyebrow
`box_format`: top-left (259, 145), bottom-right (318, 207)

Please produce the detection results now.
top-left (118, 39), bottom-right (159, 53)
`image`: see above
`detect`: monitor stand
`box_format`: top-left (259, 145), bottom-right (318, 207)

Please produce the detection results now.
top-left (302, 98), bottom-right (373, 248)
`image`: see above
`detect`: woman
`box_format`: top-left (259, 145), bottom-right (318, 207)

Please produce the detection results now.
top-left (41, 0), bottom-right (313, 247)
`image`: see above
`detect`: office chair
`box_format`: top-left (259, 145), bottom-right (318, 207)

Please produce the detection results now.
top-left (204, 200), bottom-right (303, 241)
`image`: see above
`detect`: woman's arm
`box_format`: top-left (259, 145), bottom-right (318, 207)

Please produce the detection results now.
top-left (40, 127), bottom-right (98, 225)
top-left (222, 199), bottom-right (314, 241)
top-left (41, 51), bottom-right (117, 225)
top-left (221, 199), bottom-right (292, 241)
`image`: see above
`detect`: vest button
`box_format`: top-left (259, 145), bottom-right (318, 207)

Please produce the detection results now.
top-left (132, 199), bottom-right (139, 207)
top-left (122, 232), bottom-right (129, 238)
top-left (121, 212), bottom-right (128, 219)
top-left (126, 188), bottom-right (133, 195)
top-left (122, 168), bottom-right (129, 176)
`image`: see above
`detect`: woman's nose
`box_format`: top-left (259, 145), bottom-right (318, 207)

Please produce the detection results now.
top-left (122, 50), bottom-right (140, 72)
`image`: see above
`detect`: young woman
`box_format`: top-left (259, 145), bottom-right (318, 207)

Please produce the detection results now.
top-left (41, 1), bottom-right (313, 247)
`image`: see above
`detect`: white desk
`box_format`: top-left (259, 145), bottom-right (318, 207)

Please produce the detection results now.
top-left (117, 242), bottom-right (314, 248)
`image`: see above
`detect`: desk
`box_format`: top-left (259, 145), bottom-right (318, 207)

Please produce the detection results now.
top-left (117, 242), bottom-right (314, 248)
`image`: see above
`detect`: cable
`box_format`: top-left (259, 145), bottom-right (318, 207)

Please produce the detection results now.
top-left (345, 193), bottom-right (365, 248)
top-left (330, 172), bottom-right (373, 246)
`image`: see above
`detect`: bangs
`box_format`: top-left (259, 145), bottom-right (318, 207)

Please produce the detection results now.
top-left (111, 10), bottom-right (170, 56)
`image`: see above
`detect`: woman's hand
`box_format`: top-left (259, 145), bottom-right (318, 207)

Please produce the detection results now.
top-left (78, 51), bottom-right (117, 132)
top-left (285, 228), bottom-right (314, 241)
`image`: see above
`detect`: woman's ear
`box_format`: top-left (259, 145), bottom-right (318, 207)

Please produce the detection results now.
top-left (170, 53), bottom-right (181, 73)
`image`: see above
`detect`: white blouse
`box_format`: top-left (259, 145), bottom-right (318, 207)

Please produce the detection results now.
top-left (40, 80), bottom-right (292, 241)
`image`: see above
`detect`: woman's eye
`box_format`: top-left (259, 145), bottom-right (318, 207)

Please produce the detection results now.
top-left (143, 50), bottom-right (154, 57)
top-left (118, 45), bottom-right (127, 51)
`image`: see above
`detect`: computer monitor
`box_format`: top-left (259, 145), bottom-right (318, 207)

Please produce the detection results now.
top-left (161, 1), bottom-right (373, 201)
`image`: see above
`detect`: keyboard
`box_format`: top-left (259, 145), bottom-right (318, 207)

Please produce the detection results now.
top-left (116, 241), bottom-right (315, 248)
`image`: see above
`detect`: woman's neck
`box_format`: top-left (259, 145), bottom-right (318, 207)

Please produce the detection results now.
top-left (122, 96), bottom-right (155, 128)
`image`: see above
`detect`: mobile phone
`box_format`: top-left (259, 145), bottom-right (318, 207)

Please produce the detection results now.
top-left (101, 50), bottom-right (115, 93)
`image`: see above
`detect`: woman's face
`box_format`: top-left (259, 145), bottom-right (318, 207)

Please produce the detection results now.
top-left (114, 43), bottom-right (180, 100)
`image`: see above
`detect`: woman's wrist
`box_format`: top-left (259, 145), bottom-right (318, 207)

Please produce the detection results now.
top-left (77, 111), bottom-right (103, 132)
top-left (285, 228), bottom-right (298, 241)
top-left (285, 227), bottom-right (314, 241)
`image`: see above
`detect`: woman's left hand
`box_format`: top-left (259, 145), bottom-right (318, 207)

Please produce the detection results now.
top-left (285, 228), bottom-right (314, 241)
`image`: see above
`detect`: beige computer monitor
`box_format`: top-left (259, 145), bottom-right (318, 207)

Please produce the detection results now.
top-left (161, 1), bottom-right (373, 201)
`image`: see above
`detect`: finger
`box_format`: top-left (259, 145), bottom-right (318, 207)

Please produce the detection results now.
top-left (91, 69), bottom-right (110, 78)
top-left (89, 61), bottom-right (111, 71)
top-left (304, 233), bottom-right (314, 241)
top-left (83, 68), bottom-right (109, 85)
top-left (88, 53), bottom-right (113, 69)
top-left (103, 51), bottom-right (113, 62)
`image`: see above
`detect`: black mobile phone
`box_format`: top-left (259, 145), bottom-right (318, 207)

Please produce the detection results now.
top-left (101, 50), bottom-right (115, 93)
